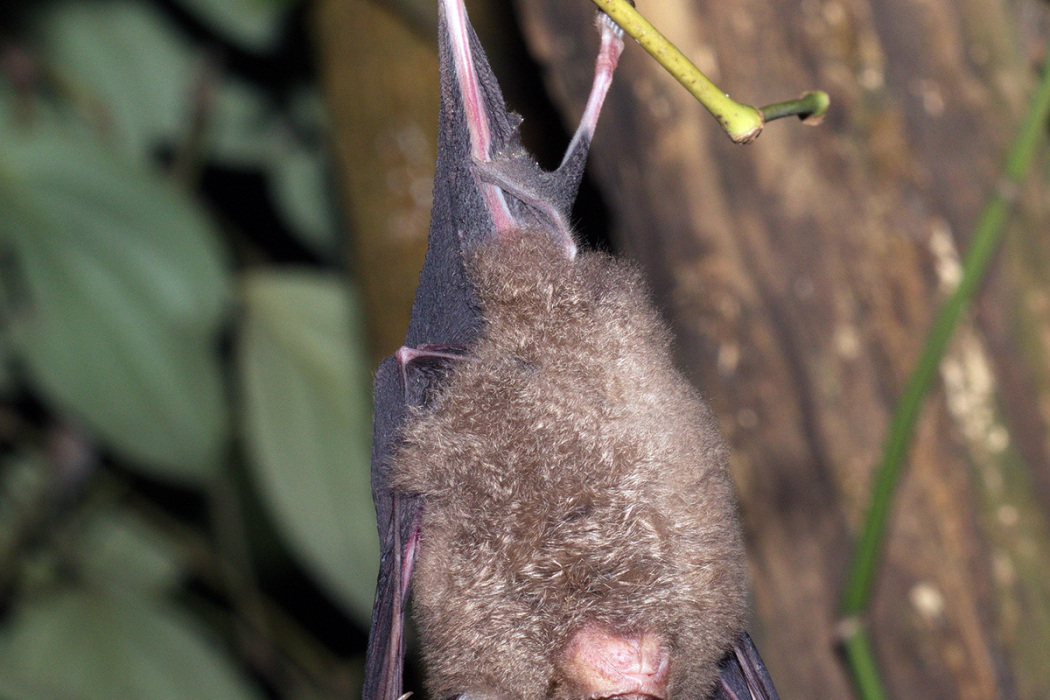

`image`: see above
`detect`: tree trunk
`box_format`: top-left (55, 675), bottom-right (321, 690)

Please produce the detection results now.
top-left (313, 0), bottom-right (439, 365)
top-left (515, 1), bottom-right (1050, 699)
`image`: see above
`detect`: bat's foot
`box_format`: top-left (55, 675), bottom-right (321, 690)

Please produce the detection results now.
top-left (558, 6), bottom-right (625, 175)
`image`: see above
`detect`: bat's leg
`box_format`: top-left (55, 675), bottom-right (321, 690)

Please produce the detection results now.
top-left (558, 12), bottom-right (626, 177)
top-left (470, 157), bottom-right (577, 256)
top-left (441, 0), bottom-right (515, 234)
top-left (469, 11), bottom-right (625, 257)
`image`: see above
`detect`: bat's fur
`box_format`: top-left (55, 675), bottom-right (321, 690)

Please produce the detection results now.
top-left (392, 228), bottom-right (748, 699)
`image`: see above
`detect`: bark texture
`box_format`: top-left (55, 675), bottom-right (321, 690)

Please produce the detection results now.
top-left (313, 0), bottom-right (439, 365)
top-left (514, 1), bottom-right (1050, 699)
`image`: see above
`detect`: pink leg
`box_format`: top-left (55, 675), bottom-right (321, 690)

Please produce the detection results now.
top-left (469, 15), bottom-right (625, 261)
top-left (441, 0), bottom-right (516, 234)
top-left (560, 13), bottom-right (626, 171)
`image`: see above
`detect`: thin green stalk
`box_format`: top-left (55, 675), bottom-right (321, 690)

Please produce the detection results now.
top-left (589, 0), bottom-right (828, 142)
top-left (840, 618), bottom-right (889, 700)
top-left (841, 40), bottom-right (1050, 618)
top-left (760, 91), bottom-right (831, 124)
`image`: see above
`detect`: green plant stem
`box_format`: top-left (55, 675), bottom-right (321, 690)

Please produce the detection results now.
top-left (589, 0), bottom-right (762, 142)
top-left (588, 0), bottom-right (829, 142)
top-left (840, 619), bottom-right (889, 700)
top-left (840, 40), bottom-right (1050, 618)
top-left (760, 90), bottom-right (831, 124)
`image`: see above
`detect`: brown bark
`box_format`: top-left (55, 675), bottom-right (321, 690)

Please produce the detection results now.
top-left (312, 0), bottom-right (439, 365)
top-left (514, 1), bottom-right (1050, 699)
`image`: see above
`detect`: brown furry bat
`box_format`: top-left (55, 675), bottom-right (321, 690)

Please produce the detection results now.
top-left (392, 228), bottom-right (748, 699)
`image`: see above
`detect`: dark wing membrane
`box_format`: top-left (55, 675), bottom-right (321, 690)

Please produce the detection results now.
top-left (364, 359), bottom-right (415, 700)
top-left (712, 633), bottom-right (781, 700)
top-left (404, 0), bottom-right (518, 350)
top-left (363, 1), bottom-right (625, 698)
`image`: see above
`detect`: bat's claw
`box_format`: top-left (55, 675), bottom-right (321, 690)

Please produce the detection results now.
top-left (396, 345), bottom-right (465, 368)
top-left (594, 9), bottom-right (625, 40)
top-left (395, 345), bottom-right (467, 407)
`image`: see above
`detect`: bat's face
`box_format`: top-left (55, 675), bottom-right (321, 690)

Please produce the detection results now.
top-left (364, 2), bottom-right (782, 699)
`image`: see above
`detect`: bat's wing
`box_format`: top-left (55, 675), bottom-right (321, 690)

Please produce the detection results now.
top-left (362, 356), bottom-right (417, 700)
top-left (712, 633), bottom-right (781, 700)
top-left (363, 3), bottom-right (623, 699)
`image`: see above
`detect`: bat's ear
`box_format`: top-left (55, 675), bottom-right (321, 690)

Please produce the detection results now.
top-left (713, 633), bottom-right (782, 700)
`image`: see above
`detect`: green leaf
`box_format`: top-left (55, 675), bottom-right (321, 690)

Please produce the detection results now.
top-left (269, 144), bottom-right (340, 257)
top-left (0, 116), bottom-right (232, 483)
top-left (0, 454), bottom-right (48, 563)
top-left (268, 89), bottom-right (339, 256)
top-left (171, 0), bottom-right (296, 52)
top-left (0, 589), bottom-right (261, 700)
top-left (32, 0), bottom-right (197, 162)
top-left (237, 270), bottom-right (377, 622)
top-left (208, 87), bottom-right (341, 257)
top-left (0, 334), bottom-right (12, 395)
top-left (208, 79), bottom-right (278, 168)
top-left (78, 511), bottom-right (184, 594)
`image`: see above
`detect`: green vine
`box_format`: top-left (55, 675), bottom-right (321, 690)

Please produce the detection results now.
top-left (839, 38), bottom-right (1050, 700)
top-left (588, 0), bottom-right (830, 142)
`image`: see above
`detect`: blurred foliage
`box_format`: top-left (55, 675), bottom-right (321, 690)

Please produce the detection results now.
top-left (237, 270), bottom-right (376, 619)
top-left (0, 0), bottom-right (376, 697)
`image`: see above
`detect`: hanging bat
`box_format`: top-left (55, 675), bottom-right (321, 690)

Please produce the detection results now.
top-left (364, 1), bottom-right (781, 698)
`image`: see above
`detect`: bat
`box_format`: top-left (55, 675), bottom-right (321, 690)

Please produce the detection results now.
top-left (363, 1), bottom-right (781, 698)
